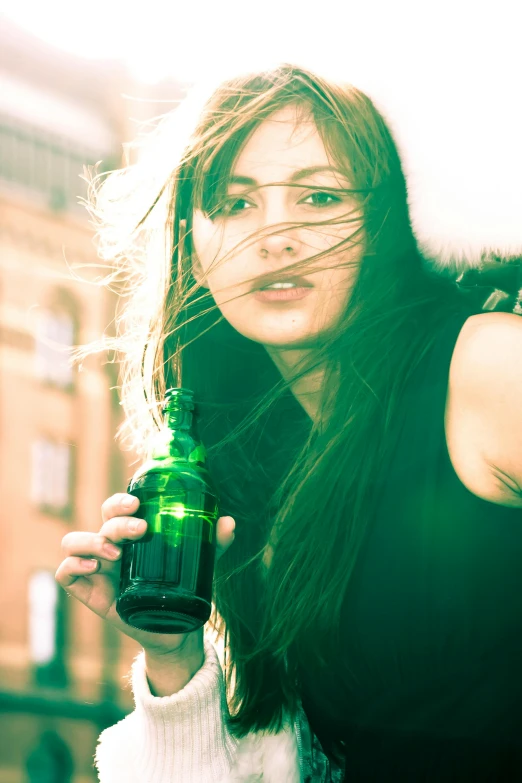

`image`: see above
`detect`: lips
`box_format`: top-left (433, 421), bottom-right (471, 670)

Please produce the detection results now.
top-left (252, 273), bottom-right (314, 291)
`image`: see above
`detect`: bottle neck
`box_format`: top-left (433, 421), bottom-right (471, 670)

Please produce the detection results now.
top-left (148, 406), bottom-right (202, 463)
top-left (164, 408), bottom-right (193, 431)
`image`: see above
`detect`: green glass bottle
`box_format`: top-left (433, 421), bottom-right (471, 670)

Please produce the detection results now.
top-left (116, 388), bottom-right (219, 634)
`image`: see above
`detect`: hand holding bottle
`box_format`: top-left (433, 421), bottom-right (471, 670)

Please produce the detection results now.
top-left (55, 493), bottom-right (235, 687)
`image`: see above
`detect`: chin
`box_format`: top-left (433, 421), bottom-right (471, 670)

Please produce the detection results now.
top-left (258, 332), bottom-right (323, 350)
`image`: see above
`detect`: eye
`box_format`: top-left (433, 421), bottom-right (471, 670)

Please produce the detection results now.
top-left (300, 190), bottom-right (343, 208)
top-left (214, 197), bottom-right (254, 218)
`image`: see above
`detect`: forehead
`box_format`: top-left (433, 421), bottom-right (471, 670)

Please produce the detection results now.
top-left (232, 104), bottom-right (332, 182)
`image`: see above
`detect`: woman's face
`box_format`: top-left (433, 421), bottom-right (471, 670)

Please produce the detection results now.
top-left (190, 104), bottom-right (363, 349)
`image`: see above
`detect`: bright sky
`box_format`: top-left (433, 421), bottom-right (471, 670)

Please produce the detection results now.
top-left (0, 1), bottom-right (513, 87)
top-left (0, 0), bottom-right (351, 84)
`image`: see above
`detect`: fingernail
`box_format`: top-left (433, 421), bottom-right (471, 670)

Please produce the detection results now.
top-left (103, 544), bottom-right (121, 558)
top-left (122, 495), bottom-right (137, 509)
top-left (129, 519), bottom-right (145, 533)
top-left (81, 558), bottom-right (98, 570)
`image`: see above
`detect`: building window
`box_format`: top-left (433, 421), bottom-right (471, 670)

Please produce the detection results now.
top-left (31, 439), bottom-right (73, 516)
top-left (34, 309), bottom-right (74, 389)
top-left (0, 114), bottom-right (109, 214)
top-left (28, 571), bottom-right (67, 688)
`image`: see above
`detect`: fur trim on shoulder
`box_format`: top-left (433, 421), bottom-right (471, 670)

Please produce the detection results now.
top-left (365, 14), bottom-right (522, 268)
top-left (367, 65), bottom-right (522, 270)
top-left (287, 7), bottom-right (522, 269)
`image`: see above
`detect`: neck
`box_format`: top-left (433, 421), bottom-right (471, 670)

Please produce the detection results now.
top-left (264, 346), bottom-right (324, 423)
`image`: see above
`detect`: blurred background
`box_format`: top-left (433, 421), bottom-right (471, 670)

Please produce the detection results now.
top-left (0, 10), bottom-right (191, 783)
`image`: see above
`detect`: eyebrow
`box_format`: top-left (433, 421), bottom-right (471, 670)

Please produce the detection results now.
top-left (228, 165), bottom-right (348, 187)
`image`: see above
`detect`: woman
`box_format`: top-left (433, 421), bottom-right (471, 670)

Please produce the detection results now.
top-left (55, 64), bottom-right (522, 782)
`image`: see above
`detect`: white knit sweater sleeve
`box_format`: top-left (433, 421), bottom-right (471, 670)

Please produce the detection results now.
top-left (94, 640), bottom-right (301, 783)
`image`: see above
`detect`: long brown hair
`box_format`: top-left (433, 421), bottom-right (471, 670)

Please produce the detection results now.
top-left (83, 63), bottom-right (475, 737)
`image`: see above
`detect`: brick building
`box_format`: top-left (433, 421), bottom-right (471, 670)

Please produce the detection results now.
top-left (0, 17), bottom-right (186, 782)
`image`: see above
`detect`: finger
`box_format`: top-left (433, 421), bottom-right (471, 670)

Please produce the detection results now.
top-left (98, 515), bottom-right (148, 544)
top-left (55, 557), bottom-right (115, 619)
top-left (101, 493), bottom-right (140, 524)
top-left (61, 531), bottom-right (123, 561)
top-left (55, 555), bottom-right (100, 589)
top-left (216, 516), bottom-right (235, 558)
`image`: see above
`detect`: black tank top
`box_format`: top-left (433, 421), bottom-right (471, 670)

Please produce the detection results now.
top-left (297, 313), bottom-right (522, 782)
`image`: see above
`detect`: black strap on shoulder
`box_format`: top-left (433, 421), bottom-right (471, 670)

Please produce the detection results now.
top-left (456, 257), bottom-right (522, 314)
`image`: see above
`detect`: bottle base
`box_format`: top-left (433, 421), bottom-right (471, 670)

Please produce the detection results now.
top-left (116, 587), bottom-right (211, 634)
top-left (125, 607), bottom-right (205, 634)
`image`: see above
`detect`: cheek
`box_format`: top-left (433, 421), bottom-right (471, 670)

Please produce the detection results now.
top-left (192, 214), bottom-right (250, 288)
top-left (192, 216), bottom-right (222, 274)
top-left (302, 219), bottom-right (362, 254)
top-left (192, 211), bottom-right (246, 281)
top-left (316, 265), bottom-right (358, 323)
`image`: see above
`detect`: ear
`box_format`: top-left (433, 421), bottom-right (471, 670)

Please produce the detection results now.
top-left (180, 219), bottom-right (209, 288)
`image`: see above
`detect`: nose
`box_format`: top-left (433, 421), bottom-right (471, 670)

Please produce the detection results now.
top-left (257, 226), bottom-right (302, 259)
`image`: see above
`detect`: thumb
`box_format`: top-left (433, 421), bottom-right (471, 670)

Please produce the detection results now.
top-left (216, 516), bottom-right (235, 559)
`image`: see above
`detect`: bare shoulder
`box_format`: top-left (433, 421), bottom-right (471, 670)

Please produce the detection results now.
top-left (446, 312), bottom-right (522, 507)
top-left (452, 311), bottom-right (522, 375)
